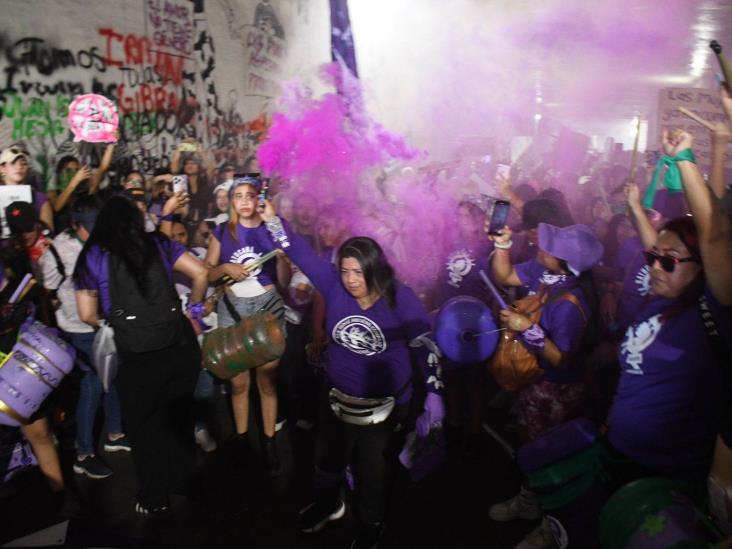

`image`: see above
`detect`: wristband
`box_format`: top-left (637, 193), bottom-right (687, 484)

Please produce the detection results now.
top-left (159, 213), bottom-right (174, 222)
top-left (494, 240), bottom-right (513, 250)
top-left (519, 323), bottom-right (545, 352)
top-left (186, 301), bottom-right (205, 320)
top-left (642, 148), bottom-right (695, 209)
top-left (265, 216), bottom-right (291, 248)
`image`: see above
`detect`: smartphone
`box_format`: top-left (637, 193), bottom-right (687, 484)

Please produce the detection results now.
top-left (178, 142), bottom-right (197, 152)
top-left (258, 178), bottom-right (269, 204)
top-left (488, 199), bottom-right (511, 235)
top-left (172, 174), bottom-right (188, 194)
top-left (496, 163), bottom-right (511, 180)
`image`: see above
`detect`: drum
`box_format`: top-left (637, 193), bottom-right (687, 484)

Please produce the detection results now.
top-left (0, 321), bottom-right (76, 427)
top-left (202, 312), bottom-right (286, 379)
top-left (434, 296), bottom-right (499, 365)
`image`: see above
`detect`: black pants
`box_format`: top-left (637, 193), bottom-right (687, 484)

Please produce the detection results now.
top-left (313, 388), bottom-right (409, 525)
top-left (116, 321), bottom-right (200, 508)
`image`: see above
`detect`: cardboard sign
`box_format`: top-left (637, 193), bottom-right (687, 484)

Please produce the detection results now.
top-left (67, 94), bottom-right (118, 143)
top-left (657, 88), bottom-right (732, 171)
top-left (0, 185), bottom-right (33, 238)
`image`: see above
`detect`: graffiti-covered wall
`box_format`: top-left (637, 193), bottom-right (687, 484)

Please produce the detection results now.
top-left (0, 0), bottom-right (329, 184)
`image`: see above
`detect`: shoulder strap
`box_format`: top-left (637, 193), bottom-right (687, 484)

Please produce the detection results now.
top-left (222, 291), bottom-right (242, 323)
top-left (698, 294), bottom-right (731, 366)
top-left (47, 244), bottom-right (66, 290)
top-left (553, 291), bottom-right (588, 325)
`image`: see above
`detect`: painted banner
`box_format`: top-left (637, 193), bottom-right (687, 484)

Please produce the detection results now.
top-left (657, 87), bottom-right (732, 170)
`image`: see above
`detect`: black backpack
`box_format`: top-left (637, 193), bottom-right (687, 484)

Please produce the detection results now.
top-left (107, 251), bottom-right (183, 353)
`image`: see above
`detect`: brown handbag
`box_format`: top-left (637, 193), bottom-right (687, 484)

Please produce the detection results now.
top-left (488, 286), bottom-right (586, 392)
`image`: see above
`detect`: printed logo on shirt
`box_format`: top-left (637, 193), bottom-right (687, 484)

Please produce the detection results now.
top-left (446, 249), bottom-right (475, 288)
top-left (539, 271), bottom-right (568, 286)
top-left (230, 246), bottom-right (263, 277)
top-left (332, 315), bottom-right (387, 356)
top-left (620, 314), bottom-right (663, 375)
top-left (634, 265), bottom-right (651, 297)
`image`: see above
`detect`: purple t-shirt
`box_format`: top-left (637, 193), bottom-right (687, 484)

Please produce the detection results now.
top-left (608, 288), bottom-right (729, 472)
top-left (212, 222), bottom-right (277, 287)
top-left (74, 234), bottom-right (187, 316)
top-left (437, 243), bottom-right (492, 305)
top-left (273, 220), bottom-right (439, 403)
top-left (616, 237), bottom-right (650, 332)
top-left (515, 258), bottom-right (590, 383)
top-left (33, 191), bottom-right (48, 216)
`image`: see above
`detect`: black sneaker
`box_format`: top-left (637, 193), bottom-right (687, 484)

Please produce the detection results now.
top-left (298, 500), bottom-right (346, 533)
top-left (104, 434), bottom-right (131, 452)
top-left (350, 522), bottom-right (384, 549)
top-left (73, 455), bottom-right (113, 479)
top-left (264, 435), bottom-right (281, 476)
top-left (226, 432), bottom-right (249, 467)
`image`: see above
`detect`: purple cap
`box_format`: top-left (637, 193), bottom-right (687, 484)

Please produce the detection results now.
top-left (537, 223), bottom-right (604, 275)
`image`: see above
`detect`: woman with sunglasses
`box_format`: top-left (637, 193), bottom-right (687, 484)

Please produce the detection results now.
top-left (606, 130), bottom-right (732, 483)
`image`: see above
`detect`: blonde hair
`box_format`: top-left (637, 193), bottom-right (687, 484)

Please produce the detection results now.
top-left (227, 182), bottom-right (258, 242)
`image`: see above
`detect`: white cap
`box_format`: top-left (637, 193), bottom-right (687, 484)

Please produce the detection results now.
top-left (212, 180), bottom-right (233, 195)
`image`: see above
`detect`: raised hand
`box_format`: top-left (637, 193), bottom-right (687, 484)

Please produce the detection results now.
top-left (662, 129), bottom-right (694, 157)
top-left (162, 191), bottom-right (189, 216)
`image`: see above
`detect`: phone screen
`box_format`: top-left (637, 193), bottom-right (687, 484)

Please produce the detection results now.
top-left (488, 200), bottom-right (511, 235)
top-left (172, 174), bottom-right (188, 194)
top-left (496, 164), bottom-right (511, 180)
top-left (258, 178), bottom-right (269, 204)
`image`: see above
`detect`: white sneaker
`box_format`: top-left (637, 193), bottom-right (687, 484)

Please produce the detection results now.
top-left (489, 487), bottom-right (542, 522)
top-left (514, 517), bottom-right (556, 549)
top-left (194, 427), bottom-right (217, 452)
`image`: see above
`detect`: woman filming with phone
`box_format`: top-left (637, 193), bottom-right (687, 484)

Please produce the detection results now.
top-left (170, 139), bottom-right (216, 223)
top-left (485, 219), bottom-right (602, 544)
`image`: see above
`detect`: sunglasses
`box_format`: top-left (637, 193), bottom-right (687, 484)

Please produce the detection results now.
top-left (643, 250), bottom-right (699, 273)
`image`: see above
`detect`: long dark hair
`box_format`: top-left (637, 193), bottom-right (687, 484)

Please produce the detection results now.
top-left (337, 236), bottom-right (397, 309)
top-left (603, 213), bottom-right (630, 265)
top-left (73, 196), bottom-right (159, 294)
top-left (55, 155), bottom-right (78, 187)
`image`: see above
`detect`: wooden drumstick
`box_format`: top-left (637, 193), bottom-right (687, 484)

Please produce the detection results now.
top-left (710, 41), bottom-right (732, 89)
top-left (677, 106), bottom-right (716, 131)
top-left (628, 116), bottom-right (641, 185)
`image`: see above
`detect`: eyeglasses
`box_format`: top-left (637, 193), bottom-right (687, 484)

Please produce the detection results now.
top-left (643, 250), bottom-right (699, 273)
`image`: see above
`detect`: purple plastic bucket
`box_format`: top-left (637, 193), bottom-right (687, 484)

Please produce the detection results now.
top-left (18, 322), bottom-right (76, 374)
top-left (0, 322), bottom-right (76, 427)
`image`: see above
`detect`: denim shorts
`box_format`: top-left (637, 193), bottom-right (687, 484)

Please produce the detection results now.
top-left (217, 289), bottom-right (286, 333)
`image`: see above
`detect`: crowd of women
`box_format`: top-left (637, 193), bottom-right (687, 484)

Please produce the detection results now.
top-left (0, 84), bottom-right (731, 548)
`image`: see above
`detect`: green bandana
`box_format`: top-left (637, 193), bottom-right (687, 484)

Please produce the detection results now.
top-left (642, 148), bottom-right (695, 209)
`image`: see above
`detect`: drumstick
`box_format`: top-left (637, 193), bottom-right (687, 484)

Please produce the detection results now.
top-left (243, 249), bottom-right (279, 272)
top-left (479, 270), bottom-right (508, 310)
top-left (710, 41), bottom-right (732, 91)
top-left (9, 274), bottom-right (33, 304)
top-left (16, 279), bottom-right (37, 303)
top-left (677, 106), bottom-right (716, 131)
